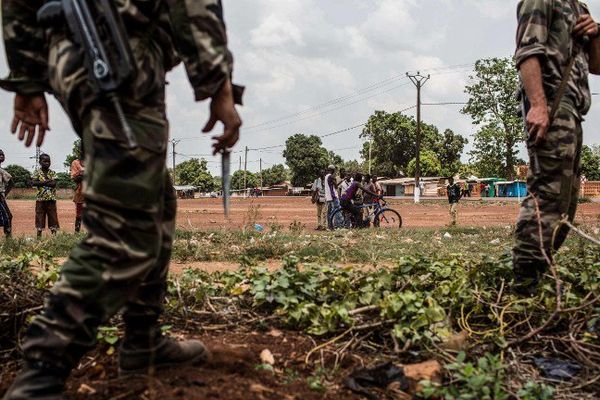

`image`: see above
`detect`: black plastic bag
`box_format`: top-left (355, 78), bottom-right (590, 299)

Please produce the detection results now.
top-left (343, 362), bottom-right (409, 399)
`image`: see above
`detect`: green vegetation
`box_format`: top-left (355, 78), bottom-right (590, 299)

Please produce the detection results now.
top-left (283, 134), bottom-right (339, 187)
top-left (0, 226), bottom-right (521, 264)
top-left (1, 224), bottom-right (599, 398)
top-left (462, 57), bottom-right (523, 180)
top-left (359, 111), bottom-right (466, 178)
top-left (175, 158), bottom-right (214, 191)
top-left (3, 164), bottom-right (31, 188)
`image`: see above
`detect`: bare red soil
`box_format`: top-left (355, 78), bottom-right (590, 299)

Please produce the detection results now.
top-left (5, 197), bottom-right (600, 235)
top-left (1, 328), bottom-right (364, 400)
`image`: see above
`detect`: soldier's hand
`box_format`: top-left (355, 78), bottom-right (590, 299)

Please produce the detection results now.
top-left (11, 94), bottom-right (50, 147)
top-left (203, 79), bottom-right (242, 155)
top-left (574, 14), bottom-right (599, 38)
top-left (526, 105), bottom-right (550, 146)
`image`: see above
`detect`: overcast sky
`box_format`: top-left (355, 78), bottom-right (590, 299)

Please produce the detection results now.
top-left (1, 0), bottom-right (600, 175)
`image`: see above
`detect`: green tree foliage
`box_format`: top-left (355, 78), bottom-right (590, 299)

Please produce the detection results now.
top-left (260, 164), bottom-right (289, 187)
top-left (212, 176), bottom-right (222, 192)
top-left (283, 134), bottom-right (332, 187)
top-left (462, 58), bottom-right (522, 179)
top-left (406, 150), bottom-right (442, 177)
top-left (437, 129), bottom-right (468, 176)
top-left (342, 160), bottom-right (365, 174)
top-left (174, 158), bottom-right (214, 192)
top-left (469, 126), bottom-right (511, 178)
top-left (231, 170), bottom-right (259, 190)
top-left (581, 144), bottom-right (600, 180)
top-left (64, 139), bottom-right (83, 169)
top-left (360, 111), bottom-right (466, 178)
top-left (4, 165), bottom-right (31, 188)
top-left (55, 172), bottom-right (76, 189)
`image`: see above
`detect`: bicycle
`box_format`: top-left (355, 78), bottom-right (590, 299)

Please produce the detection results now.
top-left (329, 197), bottom-right (402, 229)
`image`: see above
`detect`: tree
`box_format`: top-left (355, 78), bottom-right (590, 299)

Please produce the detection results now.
top-left (436, 129), bottom-right (468, 177)
top-left (462, 58), bottom-right (522, 179)
top-left (342, 160), bottom-right (365, 174)
top-left (4, 165), bottom-right (31, 188)
top-left (283, 134), bottom-right (331, 187)
top-left (360, 110), bottom-right (466, 178)
top-left (260, 164), bottom-right (289, 187)
top-left (64, 139), bottom-right (83, 169)
top-left (212, 176), bottom-right (222, 192)
top-left (581, 145), bottom-right (600, 180)
top-left (174, 158), bottom-right (214, 192)
top-left (56, 172), bottom-right (76, 189)
top-left (406, 150), bottom-right (442, 177)
top-left (231, 170), bottom-right (259, 190)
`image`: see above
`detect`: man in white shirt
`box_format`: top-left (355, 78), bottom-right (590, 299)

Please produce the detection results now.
top-left (324, 165), bottom-right (340, 230)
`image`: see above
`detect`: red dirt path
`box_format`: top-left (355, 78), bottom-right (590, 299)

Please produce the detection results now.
top-left (5, 197), bottom-right (600, 235)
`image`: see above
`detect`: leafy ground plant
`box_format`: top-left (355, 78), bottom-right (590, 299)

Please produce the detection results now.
top-left (1, 227), bottom-right (599, 399)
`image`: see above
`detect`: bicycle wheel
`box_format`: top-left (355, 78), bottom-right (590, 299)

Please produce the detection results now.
top-left (374, 208), bottom-right (402, 229)
top-left (331, 208), bottom-right (354, 229)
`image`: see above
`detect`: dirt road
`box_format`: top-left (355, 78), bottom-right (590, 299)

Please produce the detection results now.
top-left (5, 197), bottom-right (600, 235)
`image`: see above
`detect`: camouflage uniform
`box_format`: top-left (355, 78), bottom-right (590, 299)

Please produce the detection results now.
top-left (513, 0), bottom-right (591, 275)
top-left (1, 0), bottom-right (238, 376)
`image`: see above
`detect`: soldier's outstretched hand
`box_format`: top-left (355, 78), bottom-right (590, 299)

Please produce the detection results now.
top-left (11, 93), bottom-right (50, 148)
top-left (203, 78), bottom-right (242, 155)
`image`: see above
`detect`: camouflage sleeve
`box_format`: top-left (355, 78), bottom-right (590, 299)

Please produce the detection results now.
top-left (167, 0), bottom-right (243, 103)
top-left (515, 0), bottom-right (553, 68)
top-left (0, 0), bottom-right (49, 94)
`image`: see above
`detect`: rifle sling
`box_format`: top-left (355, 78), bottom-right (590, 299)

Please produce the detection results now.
top-left (549, 0), bottom-right (583, 123)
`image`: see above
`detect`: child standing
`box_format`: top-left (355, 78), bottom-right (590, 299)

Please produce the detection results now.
top-left (32, 154), bottom-right (59, 237)
top-left (447, 177), bottom-right (462, 226)
top-left (0, 149), bottom-right (13, 237)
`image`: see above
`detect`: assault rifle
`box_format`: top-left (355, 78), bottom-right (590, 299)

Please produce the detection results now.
top-left (38, 0), bottom-right (138, 148)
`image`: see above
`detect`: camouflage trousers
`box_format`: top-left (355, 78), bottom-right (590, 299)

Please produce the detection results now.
top-left (513, 105), bottom-right (582, 271)
top-left (21, 35), bottom-right (175, 369)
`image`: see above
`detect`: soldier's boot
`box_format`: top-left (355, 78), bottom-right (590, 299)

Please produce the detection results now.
top-left (2, 361), bottom-right (69, 400)
top-left (512, 260), bottom-right (547, 296)
top-left (74, 218), bottom-right (81, 233)
top-left (118, 335), bottom-right (210, 375)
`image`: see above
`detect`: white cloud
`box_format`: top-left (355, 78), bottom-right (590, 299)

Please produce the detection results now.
top-left (1, 0), bottom-right (600, 176)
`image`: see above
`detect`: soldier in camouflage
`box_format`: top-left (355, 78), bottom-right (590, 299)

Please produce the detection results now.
top-left (1, 1), bottom-right (242, 399)
top-left (513, 0), bottom-right (600, 293)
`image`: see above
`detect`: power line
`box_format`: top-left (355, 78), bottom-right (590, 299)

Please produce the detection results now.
top-left (244, 82), bottom-right (412, 134)
top-left (243, 63), bottom-right (474, 131)
top-left (422, 102), bottom-right (467, 106)
top-left (170, 64), bottom-right (475, 145)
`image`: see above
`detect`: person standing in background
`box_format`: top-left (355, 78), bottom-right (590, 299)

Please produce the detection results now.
top-left (31, 154), bottom-right (59, 237)
top-left (325, 165), bottom-right (340, 230)
top-left (447, 177), bottom-right (462, 226)
top-left (0, 149), bottom-right (13, 237)
top-left (70, 156), bottom-right (85, 233)
top-left (311, 170), bottom-right (327, 231)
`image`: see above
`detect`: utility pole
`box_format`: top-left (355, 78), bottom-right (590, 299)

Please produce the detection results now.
top-left (406, 71), bottom-right (430, 203)
top-left (259, 158), bottom-right (263, 193)
top-left (243, 146), bottom-right (248, 197)
top-left (239, 156), bottom-right (242, 192)
top-left (170, 139), bottom-right (180, 185)
top-left (368, 140), bottom-right (373, 175)
top-left (31, 146), bottom-right (42, 171)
